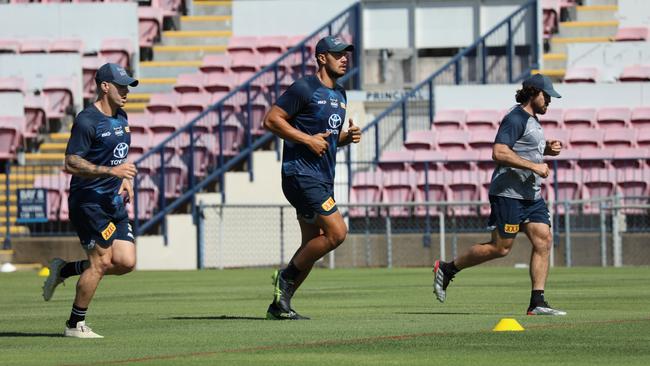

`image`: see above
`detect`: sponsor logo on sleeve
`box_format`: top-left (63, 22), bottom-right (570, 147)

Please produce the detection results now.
top-left (340, 102), bottom-right (346, 109)
top-left (321, 197), bottom-right (336, 212)
top-left (504, 223), bottom-right (520, 234)
top-left (124, 126), bottom-right (130, 133)
top-left (101, 222), bottom-right (117, 241)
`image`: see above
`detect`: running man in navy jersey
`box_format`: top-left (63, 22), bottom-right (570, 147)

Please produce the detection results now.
top-left (263, 36), bottom-right (361, 320)
top-left (42, 63), bottom-right (139, 337)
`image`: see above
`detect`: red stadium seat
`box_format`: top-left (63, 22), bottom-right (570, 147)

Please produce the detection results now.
top-left (597, 107), bottom-right (630, 129)
top-left (603, 128), bottom-right (637, 148)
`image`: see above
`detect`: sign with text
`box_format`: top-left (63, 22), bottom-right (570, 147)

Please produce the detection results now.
top-left (16, 188), bottom-right (48, 223)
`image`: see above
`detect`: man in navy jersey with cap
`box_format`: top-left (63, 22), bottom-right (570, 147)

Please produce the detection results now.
top-left (263, 35), bottom-right (361, 320)
top-left (42, 63), bottom-right (139, 337)
top-left (433, 74), bottom-right (567, 316)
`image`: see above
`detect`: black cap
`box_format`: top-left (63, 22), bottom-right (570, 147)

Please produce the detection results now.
top-left (522, 73), bottom-right (561, 98)
top-left (315, 36), bottom-right (354, 56)
top-left (95, 63), bottom-right (138, 87)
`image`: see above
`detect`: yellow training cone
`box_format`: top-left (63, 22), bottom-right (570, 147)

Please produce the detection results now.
top-left (492, 318), bottom-right (525, 332)
top-left (38, 267), bottom-right (50, 277)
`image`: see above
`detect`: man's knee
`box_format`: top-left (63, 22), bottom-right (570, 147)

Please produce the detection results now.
top-left (494, 233), bottom-right (515, 257)
top-left (325, 225), bottom-right (347, 249)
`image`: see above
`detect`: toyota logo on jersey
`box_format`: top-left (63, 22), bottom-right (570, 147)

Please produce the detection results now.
top-left (328, 114), bottom-right (342, 129)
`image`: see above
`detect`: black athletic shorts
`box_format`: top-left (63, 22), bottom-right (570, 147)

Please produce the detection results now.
top-left (69, 192), bottom-right (134, 250)
top-left (487, 195), bottom-right (551, 239)
top-left (281, 174), bottom-right (337, 224)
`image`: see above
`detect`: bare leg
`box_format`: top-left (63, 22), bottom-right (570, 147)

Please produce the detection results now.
top-left (290, 221), bottom-right (322, 291)
top-left (291, 210), bottom-right (347, 271)
top-left (453, 230), bottom-right (515, 270)
top-left (523, 223), bottom-right (552, 290)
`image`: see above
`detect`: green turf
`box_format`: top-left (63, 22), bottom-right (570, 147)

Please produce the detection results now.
top-left (1, 266), bottom-right (649, 365)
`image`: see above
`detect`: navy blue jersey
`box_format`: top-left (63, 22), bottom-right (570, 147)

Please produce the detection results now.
top-left (275, 75), bottom-right (347, 183)
top-left (65, 104), bottom-right (131, 201)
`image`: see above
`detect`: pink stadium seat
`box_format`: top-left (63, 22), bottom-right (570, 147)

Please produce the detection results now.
top-left (349, 171), bottom-right (382, 218)
top-left (99, 38), bottom-right (134, 69)
top-left (465, 109), bottom-right (499, 131)
top-left (603, 128), bottom-right (637, 148)
top-left (637, 129), bottom-right (650, 148)
top-left (414, 170), bottom-right (448, 217)
top-left (616, 169), bottom-right (650, 207)
top-left (0, 116), bottom-right (23, 160)
top-left (150, 112), bottom-right (183, 159)
top-left (447, 174), bottom-right (480, 216)
top-left (444, 150), bottom-right (480, 180)
top-left (138, 6), bottom-right (163, 48)
top-left (146, 92), bottom-right (179, 114)
top-left (33, 174), bottom-right (67, 220)
top-left (150, 0), bottom-right (183, 17)
top-left (630, 106), bottom-right (650, 129)
top-left (177, 92), bottom-right (211, 122)
top-left (209, 116), bottom-right (243, 157)
top-left (230, 53), bottom-right (259, 73)
top-left (597, 107), bottom-right (630, 129)
top-left (468, 130), bottom-right (495, 152)
top-left (49, 38), bottom-right (83, 53)
top-left (200, 54), bottom-right (232, 74)
top-left (180, 134), bottom-right (214, 178)
top-left (404, 130), bottom-right (435, 150)
top-left (619, 64), bottom-right (650, 82)
top-left (42, 77), bottom-right (75, 119)
top-left (203, 73), bottom-right (237, 93)
top-left (23, 93), bottom-right (47, 139)
top-left (432, 109), bottom-right (466, 131)
top-left (19, 39), bottom-right (49, 53)
top-left (288, 53), bottom-right (318, 76)
top-left (381, 171), bottom-right (415, 217)
top-left (174, 73), bottom-right (205, 94)
top-left (0, 76), bottom-right (26, 94)
top-left (435, 130), bottom-right (469, 152)
top-left (549, 168), bottom-right (581, 214)
top-left (152, 155), bottom-right (188, 199)
top-left (582, 168), bottom-right (618, 213)
top-left (128, 113), bottom-right (153, 160)
top-left (614, 26), bottom-right (649, 42)
top-left (476, 149), bottom-right (496, 180)
top-left (378, 149), bottom-right (415, 172)
top-left (546, 149), bottom-right (579, 178)
top-left (538, 108), bottom-right (563, 130)
top-left (577, 147), bottom-right (614, 169)
top-left (542, 0), bottom-right (561, 38)
top-left (257, 36), bottom-right (288, 54)
top-left (0, 39), bottom-right (20, 53)
top-left (287, 35), bottom-right (313, 53)
top-left (612, 147), bottom-right (648, 169)
top-left (569, 128), bottom-right (604, 148)
top-left (563, 108), bottom-right (596, 128)
top-left (227, 36), bottom-right (258, 55)
top-left (82, 55), bottom-right (106, 99)
top-left (242, 93), bottom-right (269, 137)
top-left (411, 149), bottom-right (445, 173)
top-left (563, 66), bottom-right (599, 83)
top-left (129, 175), bottom-right (159, 220)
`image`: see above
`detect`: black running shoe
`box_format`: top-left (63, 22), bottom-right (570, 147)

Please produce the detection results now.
top-left (266, 303), bottom-right (310, 320)
top-left (271, 269), bottom-right (294, 312)
top-left (527, 301), bottom-right (567, 316)
top-left (433, 260), bottom-right (454, 303)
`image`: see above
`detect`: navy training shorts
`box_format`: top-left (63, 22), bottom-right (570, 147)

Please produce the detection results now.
top-left (487, 195), bottom-right (551, 239)
top-left (282, 174), bottom-right (337, 224)
top-left (69, 192), bottom-right (135, 250)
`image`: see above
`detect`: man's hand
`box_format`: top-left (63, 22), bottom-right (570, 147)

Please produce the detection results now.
top-left (118, 179), bottom-right (134, 204)
top-left (347, 119), bottom-right (361, 144)
top-left (545, 140), bottom-right (562, 156)
top-left (306, 131), bottom-right (331, 157)
top-left (111, 162), bottom-right (137, 179)
top-left (533, 163), bottom-right (550, 178)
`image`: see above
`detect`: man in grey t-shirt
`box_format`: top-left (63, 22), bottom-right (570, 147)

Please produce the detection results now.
top-left (433, 74), bottom-right (567, 316)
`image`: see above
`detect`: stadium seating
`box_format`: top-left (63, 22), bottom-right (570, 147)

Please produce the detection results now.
top-left (0, 116), bottom-right (23, 160)
top-left (563, 67), bottom-right (599, 83)
top-left (619, 64), bottom-right (650, 82)
top-left (613, 26), bottom-right (649, 42)
top-left (432, 109), bottom-right (465, 131)
top-left (404, 130), bottom-right (435, 151)
top-left (349, 171), bottom-right (383, 218)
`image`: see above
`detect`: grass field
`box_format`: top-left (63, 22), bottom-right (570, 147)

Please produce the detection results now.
top-left (1, 266), bottom-right (650, 365)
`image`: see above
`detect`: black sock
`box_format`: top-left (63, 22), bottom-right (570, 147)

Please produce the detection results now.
top-left (530, 290), bottom-right (545, 307)
top-left (67, 304), bottom-right (87, 328)
top-left (440, 261), bottom-right (461, 276)
top-left (59, 260), bottom-right (89, 279)
top-left (282, 262), bottom-right (301, 281)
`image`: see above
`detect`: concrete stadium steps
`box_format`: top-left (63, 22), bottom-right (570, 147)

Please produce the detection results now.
top-left (549, 36), bottom-right (612, 54)
top-left (576, 5), bottom-right (618, 22)
top-left (152, 44), bottom-right (227, 61)
top-left (38, 142), bottom-right (67, 154)
top-left (123, 102), bottom-right (147, 113)
top-left (139, 60), bottom-right (203, 78)
top-left (0, 173), bottom-right (37, 185)
top-left (49, 132), bottom-right (70, 144)
top-left (134, 77), bottom-right (178, 94)
top-left (180, 15), bottom-right (232, 31)
top-left (223, 151), bottom-right (284, 204)
top-left (191, 0), bottom-right (232, 16)
top-left (127, 93), bottom-right (152, 104)
top-left (23, 153), bottom-right (65, 165)
top-left (542, 53), bottom-right (567, 71)
top-left (0, 249), bottom-right (13, 263)
top-left (162, 30), bottom-right (232, 46)
top-left (558, 20), bottom-right (618, 38)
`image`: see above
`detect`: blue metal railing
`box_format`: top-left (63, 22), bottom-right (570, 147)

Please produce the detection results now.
top-left (133, 2), bottom-right (362, 236)
top-left (354, 0), bottom-right (539, 164)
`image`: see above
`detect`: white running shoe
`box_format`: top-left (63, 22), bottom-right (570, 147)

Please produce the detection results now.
top-left (64, 321), bottom-right (104, 339)
top-left (527, 303), bottom-right (567, 316)
top-left (42, 258), bottom-right (66, 301)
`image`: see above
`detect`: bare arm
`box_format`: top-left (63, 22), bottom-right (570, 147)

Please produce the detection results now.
top-left (338, 118), bottom-right (361, 147)
top-left (263, 105), bottom-right (331, 156)
top-left (65, 155), bottom-right (137, 179)
top-left (492, 143), bottom-right (549, 178)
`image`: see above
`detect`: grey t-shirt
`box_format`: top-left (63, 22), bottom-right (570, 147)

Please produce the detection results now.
top-left (489, 105), bottom-right (546, 200)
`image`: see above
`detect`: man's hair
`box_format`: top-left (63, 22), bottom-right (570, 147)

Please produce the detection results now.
top-left (515, 85), bottom-right (541, 104)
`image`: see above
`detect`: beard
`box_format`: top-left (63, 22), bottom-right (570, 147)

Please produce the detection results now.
top-left (533, 103), bottom-right (548, 115)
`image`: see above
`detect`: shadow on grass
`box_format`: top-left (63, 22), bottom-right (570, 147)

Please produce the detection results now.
top-left (165, 315), bottom-right (267, 321)
top-left (396, 312), bottom-right (497, 316)
top-left (0, 332), bottom-right (63, 338)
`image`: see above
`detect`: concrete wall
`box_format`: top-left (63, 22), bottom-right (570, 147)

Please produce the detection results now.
top-left (0, 92), bottom-right (25, 117)
top-left (617, 0), bottom-right (650, 27)
top-left (567, 42), bottom-right (650, 83)
top-left (136, 214), bottom-right (198, 270)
